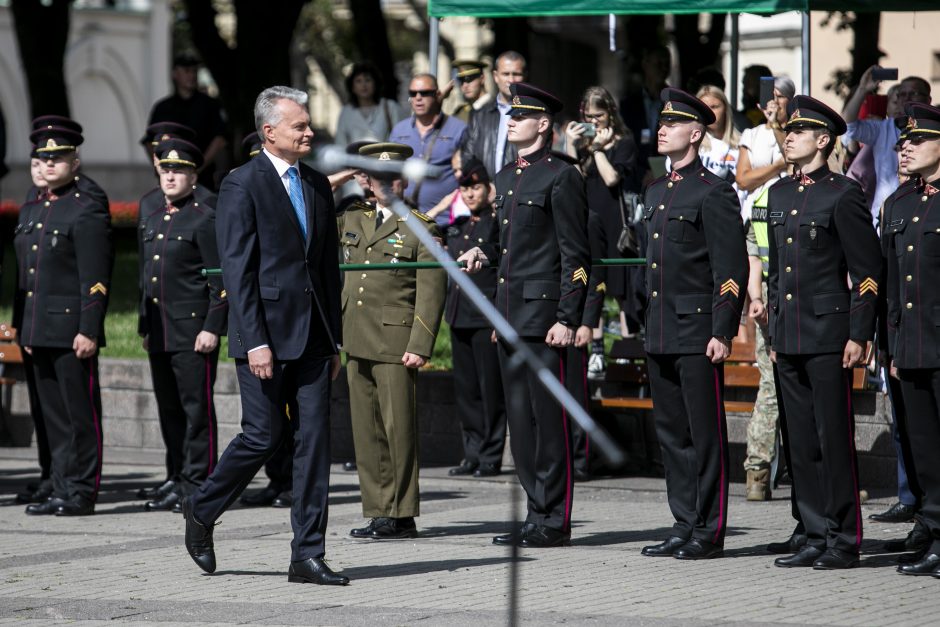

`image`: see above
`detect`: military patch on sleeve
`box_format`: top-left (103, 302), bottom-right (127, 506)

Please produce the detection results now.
top-left (595, 281), bottom-right (607, 293)
top-left (89, 282), bottom-right (108, 296)
top-left (573, 267), bottom-right (588, 285)
top-left (858, 277), bottom-right (878, 297)
top-left (719, 279), bottom-right (739, 297)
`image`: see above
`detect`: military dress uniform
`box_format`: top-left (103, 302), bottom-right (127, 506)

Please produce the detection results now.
top-left (16, 124), bottom-right (113, 516)
top-left (641, 89), bottom-right (747, 558)
top-left (767, 97), bottom-right (882, 568)
top-left (341, 143), bottom-right (446, 536)
top-left (480, 84), bottom-right (591, 546)
top-left (451, 60), bottom-right (487, 123)
top-left (883, 103), bottom-right (940, 575)
top-left (138, 139), bottom-right (227, 510)
top-left (444, 160), bottom-right (506, 477)
top-left (26, 117), bottom-right (108, 210)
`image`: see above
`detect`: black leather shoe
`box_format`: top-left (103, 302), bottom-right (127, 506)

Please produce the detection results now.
top-left (239, 484), bottom-right (280, 507)
top-left (493, 522), bottom-right (537, 546)
top-left (869, 501), bottom-right (916, 523)
top-left (288, 557), bottom-right (349, 586)
top-left (145, 491), bottom-right (181, 512)
top-left (767, 533), bottom-right (808, 554)
top-left (56, 497), bottom-right (95, 516)
top-left (674, 538), bottom-right (723, 560)
top-left (25, 497), bottom-right (67, 516)
top-left (813, 549), bottom-right (859, 570)
top-left (350, 518), bottom-right (382, 538)
top-left (897, 552), bottom-right (940, 576)
top-left (519, 525), bottom-right (571, 548)
top-left (473, 464), bottom-right (500, 478)
top-left (884, 519), bottom-right (931, 553)
top-left (774, 545), bottom-right (824, 568)
top-left (137, 479), bottom-right (176, 500)
top-left (16, 484), bottom-right (53, 504)
top-left (183, 497), bottom-right (216, 573)
top-left (642, 536), bottom-right (688, 557)
top-left (368, 517), bottom-right (418, 540)
top-left (343, 461), bottom-right (357, 472)
top-left (172, 501), bottom-right (183, 514)
top-left (448, 461), bottom-right (478, 476)
top-left (272, 491), bottom-right (292, 508)
top-left (573, 468), bottom-right (592, 482)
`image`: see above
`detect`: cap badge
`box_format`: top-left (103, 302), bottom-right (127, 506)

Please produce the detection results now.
top-left (379, 151), bottom-right (390, 161)
top-left (512, 96), bottom-right (522, 105)
top-left (160, 133), bottom-right (171, 141)
top-left (910, 117), bottom-right (919, 129)
top-left (167, 149), bottom-right (180, 160)
top-left (664, 101), bottom-right (674, 111)
top-left (45, 139), bottom-right (58, 148)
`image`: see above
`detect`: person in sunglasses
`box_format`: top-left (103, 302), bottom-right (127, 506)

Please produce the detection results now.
top-left (449, 60), bottom-right (490, 124)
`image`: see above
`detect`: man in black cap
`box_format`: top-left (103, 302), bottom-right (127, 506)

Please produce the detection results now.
top-left (883, 102), bottom-right (940, 577)
top-left (140, 122), bottom-right (199, 169)
top-left (137, 139), bottom-right (227, 513)
top-left (25, 116), bottom-right (108, 210)
top-left (638, 88), bottom-right (747, 561)
top-left (449, 60), bottom-right (490, 123)
top-left (460, 82), bottom-right (591, 547)
top-left (444, 158), bottom-right (506, 478)
top-left (147, 54), bottom-right (228, 190)
top-left (16, 124), bottom-right (114, 517)
top-left (766, 95), bottom-right (882, 570)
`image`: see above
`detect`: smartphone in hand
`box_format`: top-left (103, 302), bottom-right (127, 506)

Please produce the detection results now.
top-left (580, 123), bottom-right (596, 138)
top-left (871, 67), bottom-right (899, 82)
top-left (758, 76), bottom-right (775, 109)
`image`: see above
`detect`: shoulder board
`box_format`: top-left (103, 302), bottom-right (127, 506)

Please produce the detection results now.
top-left (822, 173), bottom-right (852, 190)
top-left (411, 210), bottom-right (434, 223)
top-left (695, 169), bottom-right (716, 185)
top-left (892, 185), bottom-right (919, 202)
top-left (346, 199), bottom-right (373, 212)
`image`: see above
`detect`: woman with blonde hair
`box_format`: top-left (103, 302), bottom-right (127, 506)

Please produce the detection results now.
top-left (695, 84), bottom-right (741, 183)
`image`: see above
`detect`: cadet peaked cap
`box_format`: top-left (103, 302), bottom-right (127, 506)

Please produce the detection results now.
top-left (345, 140), bottom-right (374, 155)
top-left (358, 142), bottom-right (414, 160)
top-left (458, 157), bottom-right (490, 187)
top-left (453, 59), bottom-right (486, 80)
top-left (784, 95), bottom-right (847, 135)
top-left (904, 102), bottom-right (940, 140)
top-left (30, 126), bottom-right (83, 157)
top-left (31, 115), bottom-right (83, 134)
top-left (659, 88), bottom-right (716, 126)
top-left (155, 138), bottom-right (204, 169)
top-left (242, 132), bottom-right (262, 158)
top-left (507, 82), bottom-right (563, 116)
top-left (143, 121), bottom-right (197, 147)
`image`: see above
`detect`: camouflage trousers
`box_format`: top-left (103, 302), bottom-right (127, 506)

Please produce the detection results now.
top-left (745, 282), bottom-right (779, 471)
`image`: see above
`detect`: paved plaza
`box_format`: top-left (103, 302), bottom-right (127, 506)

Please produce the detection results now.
top-left (0, 446), bottom-right (937, 626)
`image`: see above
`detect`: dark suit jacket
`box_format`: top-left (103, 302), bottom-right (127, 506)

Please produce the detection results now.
top-left (444, 210), bottom-right (499, 329)
top-left (215, 151), bottom-right (342, 361)
top-left (460, 98), bottom-right (518, 181)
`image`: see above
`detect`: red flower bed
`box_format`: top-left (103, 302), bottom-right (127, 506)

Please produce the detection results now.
top-left (1, 199), bottom-right (139, 228)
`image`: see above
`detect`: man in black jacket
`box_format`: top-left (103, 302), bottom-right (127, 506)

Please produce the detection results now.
top-left (182, 86), bottom-right (347, 586)
top-left (460, 51), bottom-right (526, 180)
top-left (460, 83), bottom-right (591, 548)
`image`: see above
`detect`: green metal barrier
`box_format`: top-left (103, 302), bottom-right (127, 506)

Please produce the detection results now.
top-left (202, 258), bottom-right (645, 276)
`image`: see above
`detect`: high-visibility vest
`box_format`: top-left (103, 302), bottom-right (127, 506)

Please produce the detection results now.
top-left (750, 185), bottom-right (770, 278)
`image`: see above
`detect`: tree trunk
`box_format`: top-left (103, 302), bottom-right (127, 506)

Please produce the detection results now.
top-left (849, 12), bottom-right (883, 89)
top-left (673, 13), bottom-right (726, 91)
top-left (347, 0), bottom-right (399, 100)
top-left (492, 17), bottom-right (531, 66)
top-left (11, 0), bottom-right (72, 119)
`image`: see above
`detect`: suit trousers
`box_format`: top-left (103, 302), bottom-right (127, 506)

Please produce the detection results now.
top-left (566, 346), bottom-right (591, 473)
top-left (775, 353), bottom-right (862, 554)
top-left (347, 358), bottom-right (420, 518)
top-left (897, 368), bottom-right (940, 554)
top-left (498, 339), bottom-right (574, 532)
top-left (30, 348), bottom-right (103, 502)
top-left (193, 349), bottom-right (333, 561)
top-left (23, 350), bottom-right (51, 484)
top-left (450, 326), bottom-right (506, 468)
top-left (647, 353), bottom-right (729, 545)
top-left (775, 360), bottom-right (805, 535)
top-left (885, 369), bottom-right (922, 507)
top-left (261, 414), bottom-right (295, 491)
top-left (149, 349), bottom-right (219, 494)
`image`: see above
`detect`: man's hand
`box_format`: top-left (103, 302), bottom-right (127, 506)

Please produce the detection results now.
top-left (890, 359), bottom-right (899, 380)
top-left (574, 325), bottom-right (593, 348)
top-left (748, 299), bottom-right (768, 326)
top-left (858, 65), bottom-right (880, 95)
top-left (248, 347), bottom-right (274, 379)
top-left (457, 246), bottom-right (487, 274)
top-left (842, 339), bottom-right (865, 369)
top-left (23, 346), bottom-right (32, 356)
top-left (770, 349), bottom-right (777, 363)
top-left (706, 336), bottom-right (731, 364)
top-left (546, 323), bottom-right (575, 348)
top-left (73, 333), bottom-right (97, 359)
top-left (194, 331), bottom-right (219, 354)
top-left (330, 354), bottom-right (342, 380)
top-left (490, 329), bottom-right (497, 344)
top-left (402, 352), bottom-right (427, 368)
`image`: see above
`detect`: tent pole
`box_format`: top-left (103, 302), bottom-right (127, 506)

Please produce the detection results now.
top-left (801, 11), bottom-right (810, 95)
top-left (429, 17), bottom-right (441, 77)
top-left (730, 13), bottom-right (739, 111)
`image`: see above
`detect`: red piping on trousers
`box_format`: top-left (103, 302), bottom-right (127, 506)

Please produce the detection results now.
top-left (712, 366), bottom-right (726, 544)
top-left (846, 374), bottom-right (863, 549)
top-left (559, 352), bottom-right (573, 531)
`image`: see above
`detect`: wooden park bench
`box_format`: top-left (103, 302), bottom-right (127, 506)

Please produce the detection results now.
top-left (0, 323), bottom-right (24, 415)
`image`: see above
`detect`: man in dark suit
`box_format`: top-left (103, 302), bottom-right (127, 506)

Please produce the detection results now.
top-left (182, 86), bottom-right (348, 586)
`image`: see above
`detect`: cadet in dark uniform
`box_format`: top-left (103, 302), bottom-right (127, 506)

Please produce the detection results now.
top-left (342, 143), bottom-right (446, 540)
top-left (17, 124), bottom-right (114, 516)
top-left (460, 83), bottom-right (591, 548)
top-left (767, 96), bottom-right (882, 570)
top-left (140, 121), bottom-right (198, 170)
top-left (444, 158), bottom-right (506, 478)
top-left (639, 88), bottom-right (747, 561)
top-left (137, 139), bottom-right (227, 512)
top-left (25, 116), bottom-right (108, 209)
top-left (883, 103), bottom-right (940, 577)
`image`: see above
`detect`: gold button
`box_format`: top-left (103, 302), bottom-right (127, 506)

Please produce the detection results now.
top-left (75, 192), bottom-right (80, 197)
top-left (177, 236), bottom-right (182, 240)
top-left (790, 209), bottom-right (797, 215)
top-left (394, 252), bottom-right (399, 257)
top-left (542, 293), bottom-right (547, 298)
top-left (152, 297), bottom-right (159, 303)
top-left (366, 246), bottom-right (372, 253)
top-left (679, 216), bottom-right (684, 221)
top-left (503, 219), bottom-right (508, 225)
top-left (26, 291), bottom-right (33, 297)
top-left (44, 201), bottom-right (50, 207)
top-left (151, 277), bottom-right (157, 283)
top-left (786, 294), bottom-right (792, 301)
top-left (913, 216), bottom-right (920, 222)
top-left (667, 182), bottom-right (673, 188)
top-left (463, 235), bottom-right (469, 240)
top-left (364, 260), bottom-right (370, 264)
top-left (907, 302), bottom-right (913, 309)
top-left (153, 254), bottom-right (160, 260)
top-left (499, 277), bottom-right (505, 284)
top-left (798, 185), bottom-right (804, 192)
top-left (358, 287), bottom-right (364, 293)
top-left (361, 273), bottom-right (367, 279)
top-left (157, 234), bottom-right (164, 239)
top-left (502, 248), bottom-right (508, 254)
top-left (906, 275), bottom-right (912, 282)
top-left (507, 190), bottom-right (513, 196)
top-left (786, 237), bottom-right (793, 244)
top-left (356, 300), bottom-right (363, 307)
top-left (53, 229), bottom-right (59, 235)
top-left (31, 244), bottom-right (38, 251)
top-left (164, 214), bottom-right (171, 221)
top-left (651, 291), bottom-right (658, 298)
top-left (36, 222), bottom-right (42, 228)
top-left (923, 196), bottom-right (929, 202)
top-left (65, 308), bottom-right (70, 313)
top-left (658, 204), bottom-right (665, 210)
top-left (191, 312), bottom-right (196, 318)
top-left (478, 238), bottom-right (484, 243)
top-left (651, 263), bottom-right (657, 269)
top-left (515, 168), bottom-right (522, 175)
top-left (28, 268), bottom-right (34, 274)
top-left (908, 245), bottom-right (914, 252)
top-left (696, 308), bottom-right (702, 313)
top-left (527, 200), bottom-right (533, 205)
top-left (653, 233), bottom-right (659, 239)
top-left (785, 266), bottom-right (791, 273)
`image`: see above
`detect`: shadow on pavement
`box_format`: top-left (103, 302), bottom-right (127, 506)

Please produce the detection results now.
top-left (212, 555), bottom-right (536, 580)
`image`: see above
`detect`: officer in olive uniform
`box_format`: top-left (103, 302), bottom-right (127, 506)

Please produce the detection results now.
top-left (767, 96), bottom-right (882, 570)
top-left (883, 103), bottom-right (940, 577)
top-left (639, 88), bottom-right (747, 561)
top-left (138, 139), bottom-right (227, 512)
top-left (451, 60), bottom-right (488, 123)
top-left (25, 116), bottom-right (108, 209)
top-left (16, 124), bottom-right (114, 517)
top-left (444, 158), bottom-right (506, 478)
top-left (341, 142), bottom-right (446, 540)
top-left (460, 83), bottom-right (592, 548)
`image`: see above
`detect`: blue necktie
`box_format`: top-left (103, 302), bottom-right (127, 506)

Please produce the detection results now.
top-left (286, 166), bottom-right (307, 239)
